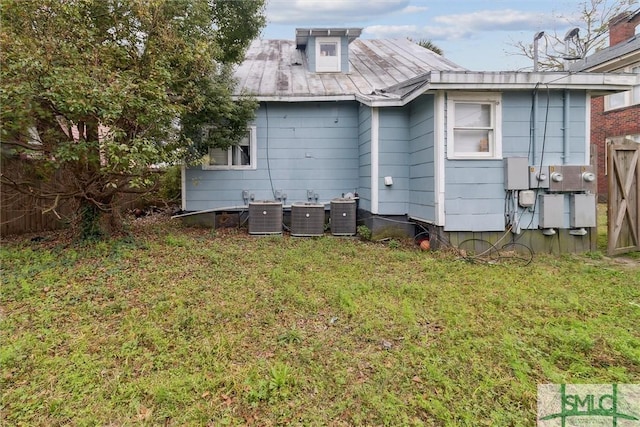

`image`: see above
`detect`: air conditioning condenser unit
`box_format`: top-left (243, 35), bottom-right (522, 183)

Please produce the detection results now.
top-left (330, 198), bottom-right (356, 236)
top-left (249, 201), bottom-right (283, 235)
top-left (291, 202), bottom-right (325, 237)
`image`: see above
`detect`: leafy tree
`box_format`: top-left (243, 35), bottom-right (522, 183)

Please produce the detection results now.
top-left (0, 0), bottom-right (265, 238)
top-left (409, 38), bottom-right (444, 56)
top-left (510, 0), bottom-right (638, 71)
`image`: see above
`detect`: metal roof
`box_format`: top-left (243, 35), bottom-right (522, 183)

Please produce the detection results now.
top-left (232, 38), bottom-right (466, 101)
top-left (569, 35), bottom-right (640, 72)
top-left (232, 37), bottom-right (636, 107)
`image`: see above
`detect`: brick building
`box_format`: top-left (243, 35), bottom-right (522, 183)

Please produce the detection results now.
top-left (570, 10), bottom-right (640, 201)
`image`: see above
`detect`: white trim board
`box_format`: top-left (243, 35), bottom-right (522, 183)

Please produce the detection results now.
top-left (435, 92), bottom-right (445, 227)
top-left (181, 163), bottom-right (187, 211)
top-left (371, 107), bottom-right (379, 214)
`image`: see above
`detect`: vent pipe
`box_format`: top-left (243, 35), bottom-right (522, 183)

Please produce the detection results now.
top-left (533, 31), bottom-right (545, 72)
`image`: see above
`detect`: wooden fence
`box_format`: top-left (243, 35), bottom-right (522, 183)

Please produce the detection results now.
top-left (607, 139), bottom-right (640, 255)
top-left (1, 157), bottom-right (162, 236)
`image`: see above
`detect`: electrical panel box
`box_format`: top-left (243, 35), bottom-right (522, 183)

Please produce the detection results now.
top-left (529, 165), bottom-right (550, 189)
top-left (548, 165), bottom-right (565, 192)
top-left (518, 190), bottom-right (536, 207)
top-left (539, 194), bottom-right (565, 228)
top-left (548, 165), bottom-right (596, 192)
top-left (504, 157), bottom-right (529, 190)
top-left (570, 193), bottom-right (596, 228)
top-left (577, 165), bottom-right (596, 193)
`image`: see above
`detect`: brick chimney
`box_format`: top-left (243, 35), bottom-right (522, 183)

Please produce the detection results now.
top-left (609, 11), bottom-right (640, 46)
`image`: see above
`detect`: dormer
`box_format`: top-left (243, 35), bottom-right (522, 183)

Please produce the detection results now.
top-left (295, 28), bottom-right (362, 73)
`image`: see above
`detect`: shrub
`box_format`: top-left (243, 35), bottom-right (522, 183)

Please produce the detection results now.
top-left (357, 225), bottom-right (371, 241)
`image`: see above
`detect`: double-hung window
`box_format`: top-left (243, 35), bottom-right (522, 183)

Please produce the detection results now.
top-left (316, 37), bottom-right (341, 72)
top-left (202, 125), bottom-right (257, 170)
top-left (447, 93), bottom-right (502, 159)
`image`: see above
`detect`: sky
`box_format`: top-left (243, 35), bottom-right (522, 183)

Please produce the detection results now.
top-left (261, 0), bottom-right (609, 71)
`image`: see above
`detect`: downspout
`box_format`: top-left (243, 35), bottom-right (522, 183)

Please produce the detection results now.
top-left (371, 107), bottom-right (379, 214)
top-left (435, 92), bottom-right (445, 226)
top-left (181, 163), bottom-right (187, 211)
top-left (563, 89), bottom-right (570, 164)
top-left (532, 92), bottom-right (538, 165)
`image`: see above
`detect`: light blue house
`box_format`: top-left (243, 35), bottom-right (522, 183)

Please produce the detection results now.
top-left (182, 28), bottom-right (634, 252)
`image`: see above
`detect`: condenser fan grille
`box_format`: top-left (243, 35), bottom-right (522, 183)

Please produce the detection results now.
top-left (248, 201), bottom-right (283, 235)
top-left (330, 199), bottom-right (356, 236)
top-left (291, 203), bottom-right (325, 237)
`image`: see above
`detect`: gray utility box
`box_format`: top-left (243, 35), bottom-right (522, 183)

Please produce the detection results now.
top-left (504, 157), bottom-right (529, 190)
top-left (529, 165), bottom-right (550, 189)
top-left (570, 193), bottom-right (596, 228)
top-left (548, 165), bottom-right (596, 192)
top-left (248, 201), bottom-right (283, 235)
top-left (539, 194), bottom-right (565, 228)
top-left (291, 202), bottom-right (325, 237)
top-left (330, 198), bottom-right (357, 236)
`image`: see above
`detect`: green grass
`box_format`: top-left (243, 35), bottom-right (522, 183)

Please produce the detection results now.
top-left (1, 219), bottom-right (639, 426)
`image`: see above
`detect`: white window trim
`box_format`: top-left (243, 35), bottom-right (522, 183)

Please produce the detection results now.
top-left (446, 92), bottom-right (502, 160)
top-left (604, 65), bottom-right (640, 111)
top-left (315, 37), bottom-right (341, 73)
top-left (202, 125), bottom-right (257, 170)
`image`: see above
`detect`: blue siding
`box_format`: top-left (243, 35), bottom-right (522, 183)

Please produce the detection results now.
top-left (184, 102), bottom-right (360, 211)
top-left (408, 95), bottom-right (436, 221)
top-left (183, 88), bottom-right (591, 234)
top-left (358, 104), bottom-right (372, 211)
top-left (341, 37), bottom-right (350, 72)
top-left (305, 39), bottom-right (315, 72)
top-left (502, 90), bottom-right (587, 164)
top-left (378, 107), bottom-right (409, 215)
top-left (444, 90), bottom-right (590, 232)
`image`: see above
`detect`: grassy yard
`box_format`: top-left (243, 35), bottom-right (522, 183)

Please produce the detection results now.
top-left (1, 214), bottom-right (639, 426)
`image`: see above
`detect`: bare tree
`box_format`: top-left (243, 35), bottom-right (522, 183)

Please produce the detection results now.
top-left (510, 0), bottom-right (638, 71)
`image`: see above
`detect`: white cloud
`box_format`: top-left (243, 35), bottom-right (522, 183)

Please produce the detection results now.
top-left (401, 5), bottom-right (428, 14)
top-left (266, 0), bottom-right (410, 25)
top-left (434, 9), bottom-right (557, 33)
top-left (364, 9), bottom-right (561, 42)
top-left (363, 25), bottom-right (418, 37)
top-left (363, 25), bottom-right (467, 41)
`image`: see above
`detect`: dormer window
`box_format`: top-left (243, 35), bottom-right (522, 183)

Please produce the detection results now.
top-left (316, 37), bottom-right (340, 72)
top-left (295, 28), bottom-right (361, 74)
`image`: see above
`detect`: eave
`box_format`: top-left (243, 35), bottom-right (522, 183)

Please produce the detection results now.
top-left (233, 71), bottom-right (635, 107)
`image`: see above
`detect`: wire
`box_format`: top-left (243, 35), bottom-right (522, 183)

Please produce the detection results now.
top-left (528, 82), bottom-right (540, 161)
top-left (264, 102), bottom-right (276, 199)
top-left (455, 238), bottom-right (534, 266)
top-left (515, 82), bottom-right (553, 238)
top-left (239, 209), bottom-right (249, 227)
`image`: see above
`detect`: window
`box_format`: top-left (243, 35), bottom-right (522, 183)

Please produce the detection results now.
top-left (202, 126), bottom-right (256, 170)
top-left (604, 65), bottom-right (640, 110)
top-left (316, 37), bottom-right (340, 72)
top-left (446, 93), bottom-right (502, 159)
